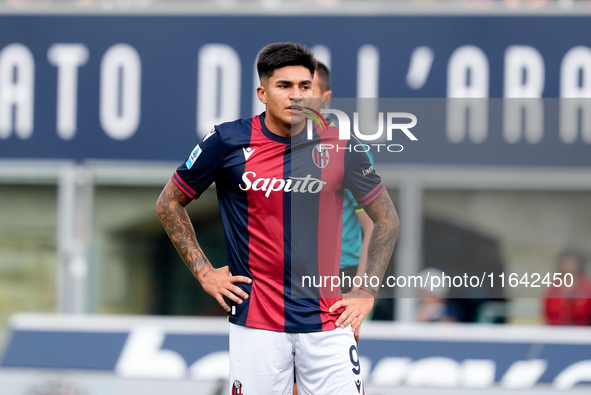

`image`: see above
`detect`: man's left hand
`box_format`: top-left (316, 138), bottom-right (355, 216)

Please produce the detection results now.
top-left (329, 289), bottom-right (375, 333)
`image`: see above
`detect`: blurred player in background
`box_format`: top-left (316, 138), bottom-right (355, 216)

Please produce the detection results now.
top-left (157, 42), bottom-right (398, 394)
top-left (293, 61), bottom-right (375, 395)
top-left (312, 62), bottom-right (375, 297)
top-left (415, 268), bottom-right (460, 323)
top-left (543, 249), bottom-right (591, 326)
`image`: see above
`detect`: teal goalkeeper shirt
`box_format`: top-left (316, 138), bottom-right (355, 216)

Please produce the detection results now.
top-left (341, 189), bottom-right (364, 269)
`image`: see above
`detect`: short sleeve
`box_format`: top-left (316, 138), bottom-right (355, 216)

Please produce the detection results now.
top-left (342, 146), bottom-right (385, 207)
top-left (172, 128), bottom-right (223, 199)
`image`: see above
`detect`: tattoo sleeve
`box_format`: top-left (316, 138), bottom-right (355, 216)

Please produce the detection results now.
top-left (156, 180), bottom-right (210, 279)
top-left (362, 190), bottom-right (400, 296)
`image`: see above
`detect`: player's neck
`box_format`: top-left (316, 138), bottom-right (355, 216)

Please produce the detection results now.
top-left (264, 115), bottom-right (305, 138)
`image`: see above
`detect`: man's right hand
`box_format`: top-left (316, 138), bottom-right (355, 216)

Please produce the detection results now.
top-left (199, 265), bottom-right (252, 312)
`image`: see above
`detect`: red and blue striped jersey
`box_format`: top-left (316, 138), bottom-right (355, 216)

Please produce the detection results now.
top-left (173, 113), bottom-right (385, 333)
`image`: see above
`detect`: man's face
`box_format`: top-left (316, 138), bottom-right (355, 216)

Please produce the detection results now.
top-left (257, 65), bottom-right (313, 128)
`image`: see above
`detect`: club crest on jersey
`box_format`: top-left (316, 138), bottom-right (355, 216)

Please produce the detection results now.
top-left (232, 380), bottom-right (244, 395)
top-left (185, 144), bottom-right (202, 169)
top-left (312, 144), bottom-right (329, 169)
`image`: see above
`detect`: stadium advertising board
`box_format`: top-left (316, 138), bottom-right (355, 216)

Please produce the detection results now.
top-left (0, 15), bottom-right (590, 165)
top-left (1, 314), bottom-right (590, 395)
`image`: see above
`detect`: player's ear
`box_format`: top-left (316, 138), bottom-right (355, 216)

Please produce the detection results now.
top-left (256, 85), bottom-right (267, 104)
top-left (321, 90), bottom-right (332, 107)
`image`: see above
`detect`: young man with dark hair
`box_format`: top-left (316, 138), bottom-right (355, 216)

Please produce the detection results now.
top-left (157, 42), bottom-right (399, 394)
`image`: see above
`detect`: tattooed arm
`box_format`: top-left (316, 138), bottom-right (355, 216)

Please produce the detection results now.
top-left (156, 180), bottom-right (251, 312)
top-left (358, 190), bottom-right (399, 295)
top-left (330, 190), bottom-right (399, 330)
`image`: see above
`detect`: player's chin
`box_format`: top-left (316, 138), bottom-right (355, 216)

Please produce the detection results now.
top-left (288, 111), bottom-right (306, 125)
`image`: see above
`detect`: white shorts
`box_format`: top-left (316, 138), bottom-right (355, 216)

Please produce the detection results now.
top-left (229, 323), bottom-right (364, 395)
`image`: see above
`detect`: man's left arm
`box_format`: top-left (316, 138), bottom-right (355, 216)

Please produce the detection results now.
top-left (330, 190), bottom-right (399, 330)
top-left (351, 208), bottom-right (374, 291)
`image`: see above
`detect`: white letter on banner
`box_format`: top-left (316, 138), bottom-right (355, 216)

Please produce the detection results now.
top-left (447, 46), bottom-right (489, 143)
top-left (554, 360), bottom-right (591, 389)
top-left (357, 45), bottom-right (380, 139)
top-left (115, 326), bottom-right (187, 379)
top-left (197, 44), bottom-right (240, 138)
top-left (100, 44), bottom-right (141, 140)
top-left (501, 359), bottom-right (547, 388)
top-left (503, 46), bottom-right (545, 144)
top-left (407, 46), bottom-right (434, 90)
top-left (560, 46), bottom-right (591, 144)
top-left (48, 44), bottom-right (89, 140)
top-left (369, 357), bottom-right (411, 386)
top-left (461, 359), bottom-right (495, 388)
top-left (189, 351), bottom-right (230, 380)
top-left (0, 44), bottom-right (34, 139)
top-left (357, 45), bottom-right (379, 99)
top-left (405, 357), bottom-right (461, 387)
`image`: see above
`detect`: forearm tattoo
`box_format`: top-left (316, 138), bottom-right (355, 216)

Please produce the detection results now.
top-left (156, 181), bottom-right (208, 277)
top-left (363, 191), bottom-right (400, 295)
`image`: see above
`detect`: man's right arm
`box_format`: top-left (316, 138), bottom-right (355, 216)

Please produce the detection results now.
top-left (156, 180), bottom-right (251, 312)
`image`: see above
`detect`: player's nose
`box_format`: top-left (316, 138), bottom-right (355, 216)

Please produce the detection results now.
top-left (290, 87), bottom-right (304, 101)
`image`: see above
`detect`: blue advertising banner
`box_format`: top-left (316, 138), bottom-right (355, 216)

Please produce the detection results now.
top-left (0, 15), bottom-right (590, 164)
top-left (2, 315), bottom-right (591, 391)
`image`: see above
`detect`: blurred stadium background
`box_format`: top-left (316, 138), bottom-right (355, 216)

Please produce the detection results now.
top-left (1, 0), bottom-right (591, 394)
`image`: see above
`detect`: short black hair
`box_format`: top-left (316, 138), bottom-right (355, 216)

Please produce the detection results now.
top-left (315, 61), bottom-right (331, 93)
top-left (256, 42), bottom-right (317, 81)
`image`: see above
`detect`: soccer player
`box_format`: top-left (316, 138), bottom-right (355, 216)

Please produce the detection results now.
top-left (156, 42), bottom-right (399, 394)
